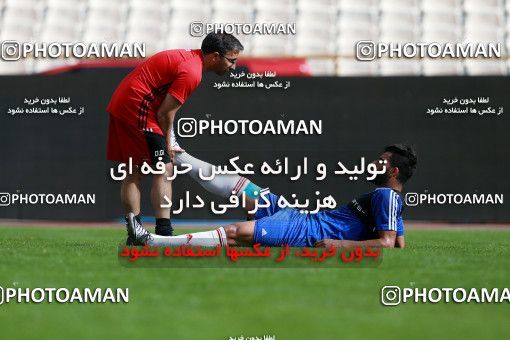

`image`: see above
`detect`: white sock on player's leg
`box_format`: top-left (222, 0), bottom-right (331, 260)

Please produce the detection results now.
top-left (148, 227), bottom-right (228, 247)
top-left (174, 152), bottom-right (253, 198)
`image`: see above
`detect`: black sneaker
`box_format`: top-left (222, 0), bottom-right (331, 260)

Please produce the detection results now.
top-left (125, 212), bottom-right (153, 246)
top-left (125, 216), bottom-right (134, 245)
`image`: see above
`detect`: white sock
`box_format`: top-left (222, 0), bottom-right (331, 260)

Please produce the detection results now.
top-left (149, 227), bottom-right (228, 247)
top-left (174, 152), bottom-right (251, 198)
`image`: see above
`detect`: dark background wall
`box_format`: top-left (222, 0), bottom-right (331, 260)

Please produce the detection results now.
top-left (0, 69), bottom-right (508, 222)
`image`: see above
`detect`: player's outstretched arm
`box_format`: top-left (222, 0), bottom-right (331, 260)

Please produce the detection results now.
top-left (314, 230), bottom-right (398, 248)
top-left (157, 93), bottom-right (182, 161)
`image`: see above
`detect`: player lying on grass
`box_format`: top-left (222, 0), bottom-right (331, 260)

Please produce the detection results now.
top-left (126, 144), bottom-right (417, 248)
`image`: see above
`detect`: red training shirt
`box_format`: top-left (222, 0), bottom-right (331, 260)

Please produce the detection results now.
top-left (107, 49), bottom-right (204, 135)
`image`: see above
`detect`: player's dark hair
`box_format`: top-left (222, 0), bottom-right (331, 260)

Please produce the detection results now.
top-left (201, 32), bottom-right (244, 55)
top-left (384, 143), bottom-right (417, 183)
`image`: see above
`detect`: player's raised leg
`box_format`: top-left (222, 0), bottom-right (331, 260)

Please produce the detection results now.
top-left (174, 152), bottom-right (262, 215)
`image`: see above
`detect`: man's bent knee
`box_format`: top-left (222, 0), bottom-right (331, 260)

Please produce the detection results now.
top-left (223, 222), bottom-right (255, 245)
top-left (124, 170), bottom-right (142, 183)
top-left (152, 162), bottom-right (174, 181)
top-left (224, 224), bottom-right (239, 243)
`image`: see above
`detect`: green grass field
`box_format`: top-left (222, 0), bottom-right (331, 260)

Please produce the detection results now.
top-left (0, 227), bottom-right (509, 340)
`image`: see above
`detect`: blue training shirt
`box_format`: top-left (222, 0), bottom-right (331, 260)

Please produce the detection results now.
top-left (308, 187), bottom-right (404, 243)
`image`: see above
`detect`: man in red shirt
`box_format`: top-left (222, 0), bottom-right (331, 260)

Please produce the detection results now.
top-left (107, 32), bottom-right (243, 240)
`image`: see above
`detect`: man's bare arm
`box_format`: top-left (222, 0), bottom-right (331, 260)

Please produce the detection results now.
top-left (314, 230), bottom-right (397, 248)
top-left (156, 94), bottom-right (182, 161)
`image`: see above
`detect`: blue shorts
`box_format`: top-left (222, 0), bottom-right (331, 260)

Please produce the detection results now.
top-left (253, 193), bottom-right (311, 247)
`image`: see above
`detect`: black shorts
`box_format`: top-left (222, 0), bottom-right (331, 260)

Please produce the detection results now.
top-left (144, 131), bottom-right (172, 165)
top-left (107, 115), bottom-right (171, 165)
